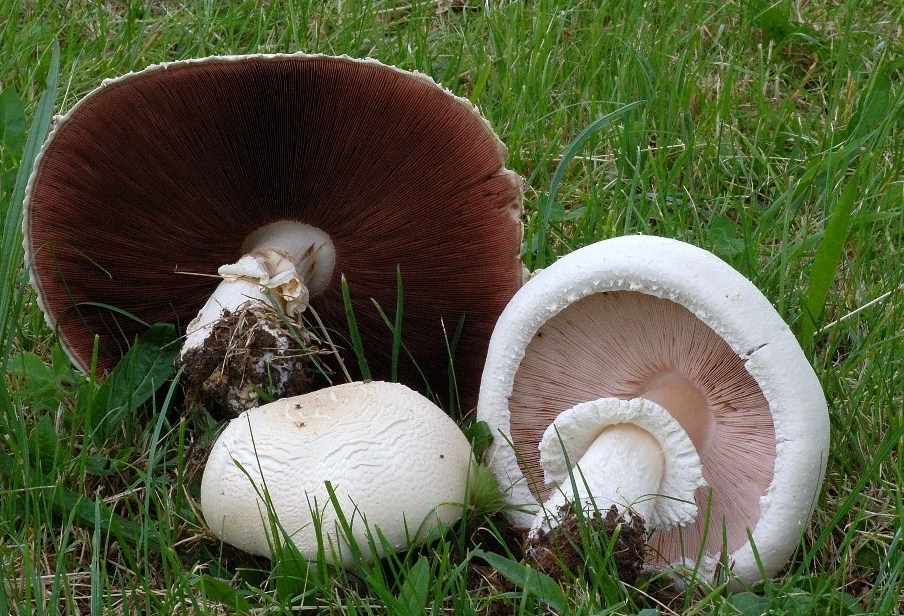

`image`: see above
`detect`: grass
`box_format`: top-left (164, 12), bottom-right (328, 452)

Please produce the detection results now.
top-left (1, 0), bottom-right (903, 613)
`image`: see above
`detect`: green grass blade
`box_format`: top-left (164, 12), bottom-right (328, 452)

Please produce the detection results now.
top-left (193, 575), bottom-right (253, 613)
top-left (801, 422), bottom-right (904, 571)
top-left (53, 484), bottom-right (164, 553)
top-left (0, 86), bottom-right (26, 162)
top-left (0, 40), bottom-right (58, 369)
top-left (90, 496), bottom-right (103, 616)
top-left (442, 315), bottom-right (466, 419)
top-left (534, 100), bottom-right (645, 268)
top-left (142, 368), bottom-right (182, 561)
top-left (369, 267), bottom-right (404, 383)
top-left (872, 525), bottom-right (903, 612)
top-left (397, 556), bottom-right (431, 616)
top-left (322, 480), bottom-right (369, 567)
top-left (798, 166), bottom-right (861, 354)
top-left (391, 266), bottom-right (403, 382)
top-left (87, 323), bottom-right (178, 443)
top-left (340, 274), bottom-right (371, 381)
top-left (471, 549), bottom-right (567, 612)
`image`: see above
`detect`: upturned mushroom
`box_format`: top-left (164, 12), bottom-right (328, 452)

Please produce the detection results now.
top-left (201, 381), bottom-right (473, 567)
top-left (477, 235), bottom-right (830, 584)
top-left (23, 53), bottom-right (523, 418)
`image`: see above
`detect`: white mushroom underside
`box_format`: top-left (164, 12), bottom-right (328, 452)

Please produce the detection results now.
top-left (477, 235), bottom-right (830, 584)
top-left (510, 290), bottom-right (775, 563)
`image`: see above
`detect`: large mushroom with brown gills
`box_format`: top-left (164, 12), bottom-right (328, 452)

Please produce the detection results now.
top-left (23, 54), bottom-right (523, 417)
top-left (477, 235), bottom-right (830, 585)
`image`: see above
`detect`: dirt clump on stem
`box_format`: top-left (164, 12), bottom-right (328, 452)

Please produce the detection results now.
top-left (181, 304), bottom-right (327, 419)
top-left (525, 504), bottom-right (648, 586)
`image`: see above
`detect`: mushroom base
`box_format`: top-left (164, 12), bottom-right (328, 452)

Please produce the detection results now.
top-left (181, 303), bottom-right (327, 419)
top-left (525, 503), bottom-right (647, 586)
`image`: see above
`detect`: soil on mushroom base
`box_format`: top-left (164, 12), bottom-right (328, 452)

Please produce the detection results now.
top-left (526, 504), bottom-right (647, 586)
top-left (181, 305), bottom-right (329, 419)
top-left (463, 505), bottom-right (648, 612)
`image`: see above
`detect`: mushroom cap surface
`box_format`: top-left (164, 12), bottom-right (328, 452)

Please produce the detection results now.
top-left (24, 53), bottom-right (523, 408)
top-left (477, 235), bottom-right (830, 583)
top-left (201, 381), bottom-right (473, 566)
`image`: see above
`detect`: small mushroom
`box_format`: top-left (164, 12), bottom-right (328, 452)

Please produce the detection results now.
top-left (23, 54), bottom-right (523, 417)
top-left (201, 381), bottom-right (473, 567)
top-left (477, 235), bottom-right (830, 584)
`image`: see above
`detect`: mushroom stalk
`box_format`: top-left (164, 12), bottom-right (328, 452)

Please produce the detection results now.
top-left (532, 423), bottom-right (664, 535)
top-left (531, 397), bottom-right (705, 539)
top-left (181, 250), bottom-right (308, 355)
top-left (181, 221), bottom-right (336, 356)
top-left (179, 222), bottom-right (337, 418)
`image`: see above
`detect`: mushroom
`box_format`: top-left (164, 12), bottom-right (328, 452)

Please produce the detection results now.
top-left (477, 235), bottom-right (830, 584)
top-left (23, 53), bottom-right (523, 417)
top-left (201, 380), bottom-right (473, 567)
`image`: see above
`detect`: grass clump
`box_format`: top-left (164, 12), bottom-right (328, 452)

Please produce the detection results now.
top-left (2, 0), bottom-right (903, 613)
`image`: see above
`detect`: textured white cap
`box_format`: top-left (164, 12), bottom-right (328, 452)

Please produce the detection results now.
top-left (201, 381), bottom-right (473, 567)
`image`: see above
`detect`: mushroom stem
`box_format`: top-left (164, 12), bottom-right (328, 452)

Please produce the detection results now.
top-left (181, 222), bottom-right (336, 356)
top-left (241, 221), bottom-right (336, 297)
top-left (531, 397), bottom-right (705, 539)
top-left (532, 423), bottom-right (664, 535)
top-left (181, 251), bottom-right (306, 356)
top-left (179, 222), bottom-right (337, 418)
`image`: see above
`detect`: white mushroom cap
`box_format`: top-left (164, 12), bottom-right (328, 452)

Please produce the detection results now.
top-left (201, 381), bottom-right (473, 567)
top-left (477, 235), bottom-right (830, 583)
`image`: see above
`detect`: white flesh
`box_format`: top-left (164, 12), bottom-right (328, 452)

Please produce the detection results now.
top-left (531, 423), bottom-right (664, 536)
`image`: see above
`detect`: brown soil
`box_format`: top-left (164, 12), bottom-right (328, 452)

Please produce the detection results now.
top-left (466, 563), bottom-right (518, 616)
top-left (525, 504), bottom-right (647, 586)
top-left (181, 304), bottom-right (328, 419)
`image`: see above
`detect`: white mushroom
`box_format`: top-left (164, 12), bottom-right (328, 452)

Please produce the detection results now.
top-left (201, 381), bottom-right (473, 567)
top-left (477, 235), bottom-right (830, 584)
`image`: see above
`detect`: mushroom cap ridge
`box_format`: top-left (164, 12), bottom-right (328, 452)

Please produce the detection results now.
top-left (23, 53), bottom-right (524, 409)
top-left (477, 234), bottom-right (830, 582)
top-left (201, 380), bottom-right (473, 566)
